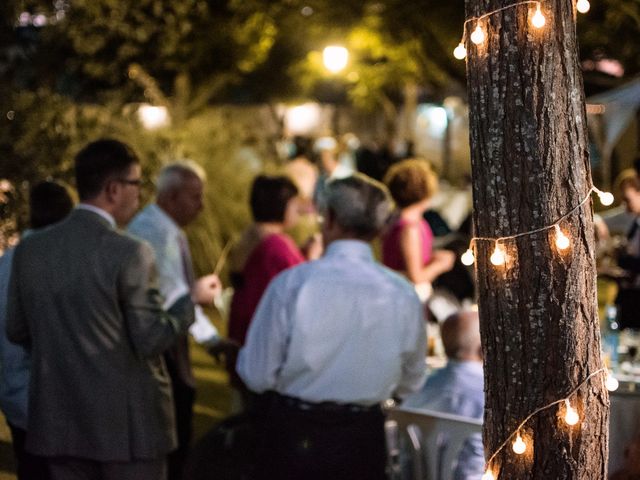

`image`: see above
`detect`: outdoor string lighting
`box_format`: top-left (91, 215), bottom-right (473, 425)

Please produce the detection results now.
top-left (512, 432), bottom-right (527, 454)
top-left (453, 0), bottom-right (607, 476)
top-left (576, 0), bottom-right (591, 13)
top-left (605, 372), bottom-right (619, 391)
top-left (459, 186), bottom-right (614, 268)
top-left (481, 368), bottom-right (607, 475)
top-left (564, 399), bottom-right (580, 425)
top-left (452, 0), bottom-right (591, 60)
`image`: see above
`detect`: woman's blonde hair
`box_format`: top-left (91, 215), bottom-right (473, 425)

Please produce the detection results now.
top-left (383, 158), bottom-right (438, 208)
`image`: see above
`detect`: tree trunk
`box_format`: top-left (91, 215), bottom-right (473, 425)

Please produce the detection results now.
top-left (465, 0), bottom-right (609, 478)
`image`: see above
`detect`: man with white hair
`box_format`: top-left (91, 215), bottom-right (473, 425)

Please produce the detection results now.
top-left (128, 161), bottom-right (225, 480)
top-left (237, 174), bottom-right (426, 480)
top-left (404, 309), bottom-right (485, 480)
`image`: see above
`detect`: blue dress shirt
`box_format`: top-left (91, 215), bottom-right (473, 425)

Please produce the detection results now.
top-left (128, 204), bottom-right (219, 344)
top-left (0, 242), bottom-right (29, 429)
top-left (404, 360), bottom-right (485, 480)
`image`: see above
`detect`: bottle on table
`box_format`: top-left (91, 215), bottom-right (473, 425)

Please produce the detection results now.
top-left (603, 304), bottom-right (620, 367)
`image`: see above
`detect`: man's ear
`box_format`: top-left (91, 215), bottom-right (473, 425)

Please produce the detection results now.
top-left (104, 179), bottom-right (119, 202)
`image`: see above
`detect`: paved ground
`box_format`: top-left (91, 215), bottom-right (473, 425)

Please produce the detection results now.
top-left (0, 340), bottom-right (233, 479)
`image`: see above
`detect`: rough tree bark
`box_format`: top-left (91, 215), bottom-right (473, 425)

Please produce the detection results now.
top-left (465, 0), bottom-right (609, 478)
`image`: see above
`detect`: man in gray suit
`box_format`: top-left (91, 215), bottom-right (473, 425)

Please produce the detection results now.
top-left (6, 139), bottom-right (218, 480)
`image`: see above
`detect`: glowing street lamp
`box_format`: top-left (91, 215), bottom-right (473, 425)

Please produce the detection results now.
top-left (137, 104), bottom-right (170, 130)
top-left (323, 46), bottom-right (349, 73)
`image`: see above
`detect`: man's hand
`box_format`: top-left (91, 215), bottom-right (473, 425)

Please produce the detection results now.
top-left (191, 274), bottom-right (222, 306)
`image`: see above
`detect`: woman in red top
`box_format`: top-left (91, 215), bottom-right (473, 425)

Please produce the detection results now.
top-left (228, 175), bottom-right (306, 346)
top-left (382, 159), bottom-right (455, 296)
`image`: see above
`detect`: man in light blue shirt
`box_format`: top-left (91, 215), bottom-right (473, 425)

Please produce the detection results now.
top-left (404, 309), bottom-right (485, 480)
top-left (0, 180), bottom-right (74, 480)
top-left (238, 174), bottom-right (426, 480)
top-left (128, 161), bottom-right (226, 480)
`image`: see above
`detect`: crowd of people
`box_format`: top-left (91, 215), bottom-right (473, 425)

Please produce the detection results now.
top-left (3, 135), bottom-right (636, 480)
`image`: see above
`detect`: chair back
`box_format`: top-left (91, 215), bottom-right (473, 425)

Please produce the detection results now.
top-left (386, 406), bottom-right (483, 480)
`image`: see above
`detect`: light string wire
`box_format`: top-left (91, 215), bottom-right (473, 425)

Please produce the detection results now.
top-left (470, 185), bottom-right (603, 246)
top-left (465, 0), bottom-right (541, 28)
top-left (484, 367), bottom-right (606, 470)
top-left (457, 0), bottom-right (542, 48)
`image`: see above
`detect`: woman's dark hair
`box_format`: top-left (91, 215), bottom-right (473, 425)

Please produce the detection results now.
top-left (29, 180), bottom-right (74, 229)
top-left (250, 175), bottom-right (299, 223)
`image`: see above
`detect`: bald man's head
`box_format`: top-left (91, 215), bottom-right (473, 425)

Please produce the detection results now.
top-left (441, 310), bottom-right (482, 362)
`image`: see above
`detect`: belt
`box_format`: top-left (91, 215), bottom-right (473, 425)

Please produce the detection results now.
top-left (274, 393), bottom-right (381, 414)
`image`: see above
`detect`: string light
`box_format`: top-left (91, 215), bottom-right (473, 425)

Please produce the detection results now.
top-left (454, 42), bottom-right (467, 59)
top-left (454, 0), bottom-right (592, 60)
top-left (482, 470), bottom-right (495, 480)
top-left (483, 369), bottom-right (605, 473)
top-left (531, 4), bottom-right (546, 28)
top-left (595, 188), bottom-right (614, 206)
top-left (605, 372), bottom-right (619, 391)
top-left (576, 0), bottom-right (591, 13)
top-left (564, 399), bottom-right (580, 425)
top-left (461, 248), bottom-right (475, 266)
top-left (490, 241), bottom-right (506, 266)
top-left (512, 432), bottom-right (527, 454)
top-left (451, 0), bottom-right (602, 473)
top-left (454, 1), bottom-right (545, 60)
top-left (554, 225), bottom-right (571, 250)
top-left (471, 24), bottom-right (486, 45)
top-left (459, 186), bottom-right (614, 266)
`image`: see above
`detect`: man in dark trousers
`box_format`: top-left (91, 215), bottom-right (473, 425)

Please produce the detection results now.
top-left (7, 139), bottom-right (217, 480)
top-left (128, 161), bottom-right (225, 480)
top-left (0, 180), bottom-right (74, 480)
top-left (238, 174), bottom-right (427, 480)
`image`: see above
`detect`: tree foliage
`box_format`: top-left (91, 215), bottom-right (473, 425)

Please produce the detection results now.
top-left (578, 0), bottom-right (640, 75)
top-left (1, 0), bottom-right (638, 256)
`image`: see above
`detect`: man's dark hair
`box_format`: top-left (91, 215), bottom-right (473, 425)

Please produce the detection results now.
top-left (29, 180), bottom-right (74, 229)
top-left (250, 175), bottom-right (299, 223)
top-left (74, 139), bottom-right (139, 201)
top-left (634, 155), bottom-right (640, 177)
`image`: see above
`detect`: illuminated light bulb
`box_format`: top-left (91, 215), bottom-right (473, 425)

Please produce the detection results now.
top-left (461, 248), bottom-right (475, 266)
top-left (453, 42), bottom-right (467, 60)
top-left (470, 25), bottom-right (485, 45)
top-left (564, 399), bottom-right (580, 425)
top-left (482, 469), bottom-right (495, 480)
top-left (490, 242), bottom-right (506, 266)
top-left (598, 191), bottom-right (614, 206)
top-left (554, 225), bottom-right (570, 250)
top-left (512, 433), bottom-right (527, 454)
top-left (577, 0), bottom-right (590, 13)
top-left (606, 373), bottom-right (619, 391)
top-left (531, 5), bottom-right (546, 28)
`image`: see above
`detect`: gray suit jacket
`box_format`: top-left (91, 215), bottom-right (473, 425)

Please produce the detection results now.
top-left (6, 209), bottom-right (194, 461)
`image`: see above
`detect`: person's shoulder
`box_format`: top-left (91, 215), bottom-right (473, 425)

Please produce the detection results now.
top-left (268, 257), bottom-right (315, 289)
top-left (14, 222), bottom-right (65, 252)
top-left (128, 206), bottom-right (164, 235)
top-left (0, 246), bottom-right (16, 272)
